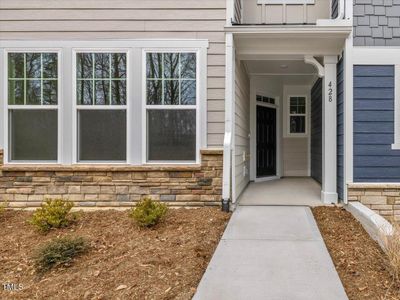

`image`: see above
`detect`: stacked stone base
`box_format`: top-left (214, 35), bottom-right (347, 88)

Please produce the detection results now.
top-left (0, 149), bottom-right (223, 209)
top-left (348, 183), bottom-right (400, 222)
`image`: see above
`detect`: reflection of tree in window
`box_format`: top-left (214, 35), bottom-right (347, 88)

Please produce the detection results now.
top-left (146, 52), bottom-right (197, 161)
top-left (289, 96), bottom-right (306, 134)
top-left (148, 110), bottom-right (196, 161)
top-left (75, 52), bottom-right (127, 162)
top-left (77, 53), bottom-right (126, 106)
top-left (7, 52), bottom-right (59, 161)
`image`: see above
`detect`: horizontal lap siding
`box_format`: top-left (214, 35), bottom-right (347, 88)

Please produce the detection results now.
top-left (337, 57), bottom-right (344, 200)
top-left (311, 79), bottom-right (323, 184)
top-left (234, 59), bottom-right (250, 201)
top-left (353, 65), bottom-right (400, 182)
top-left (0, 0), bottom-right (226, 148)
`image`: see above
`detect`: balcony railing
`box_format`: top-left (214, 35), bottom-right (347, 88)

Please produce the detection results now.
top-left (231, 0), bottom-right (344, 25)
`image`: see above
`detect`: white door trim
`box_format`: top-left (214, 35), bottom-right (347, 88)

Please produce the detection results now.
top-left (250, 92), bottom-right (281, 181)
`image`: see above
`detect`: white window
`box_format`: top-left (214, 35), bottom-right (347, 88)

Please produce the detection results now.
top-left (74, 51), bottom-right (127, 162)
top-left (2, 40), bottom-right (208, 165)
top-left (7, 51), bottom-right (59, 162)
top-left (288, 96), bottom-right (307, 135)
top-left (145, 51), bottom-right (198, 162)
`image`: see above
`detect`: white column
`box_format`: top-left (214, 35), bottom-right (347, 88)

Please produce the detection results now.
top-left (222, 33), bottom-right (235, 207)
top-left (321, 56), bottom-right (338, 204)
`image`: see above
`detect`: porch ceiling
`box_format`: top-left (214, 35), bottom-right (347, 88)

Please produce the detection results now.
top-left (244, 59), bottom-right (316, 75)
top-left (231, 25), bottom-right (352, 57)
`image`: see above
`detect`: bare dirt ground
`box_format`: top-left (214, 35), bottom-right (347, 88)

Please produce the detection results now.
top-left (0, 208), bottom-right (230, 300)
top-left (313, 206), bottom-right (400, 300)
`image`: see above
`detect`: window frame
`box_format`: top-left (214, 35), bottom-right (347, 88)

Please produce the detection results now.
top-left (72, 48), bottom-right (130, 164)
top-left (351, 47), bottom-right (400, 151)
top-left (287, 95), bottom-right (308, 136)
top-left (1, 40), bottom-right (208, 166)
top-left (3, 48), bottom-right (62, 164)
top-left (142, 48), bottom-right (201, 164)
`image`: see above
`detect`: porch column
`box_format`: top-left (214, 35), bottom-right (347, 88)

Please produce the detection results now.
top-left (322, 56), bottom-right (338, 204)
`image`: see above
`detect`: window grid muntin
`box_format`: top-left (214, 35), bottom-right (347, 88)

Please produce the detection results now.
top-left (145, 51), bottom-right (198, 162)
top-left (8, 52), bottom-right (58, 106)
top-left (6, 51), bottom-right (60, 162)
top-left (4, 44), bottom-right (204, 165)
top-left (76, 52), bottom-right (127, 106)
top-left (75, 51), bottom-right (128, 163)
top-left (146, 52), bottom-right (196, 106)
top-left (290, 96), bottom-right (306, 115)
top-left (289, 96), bottom-right (307, 134)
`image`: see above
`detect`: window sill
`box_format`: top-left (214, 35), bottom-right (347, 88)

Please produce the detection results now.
top-left (0, 164), bottom-right (202, 172)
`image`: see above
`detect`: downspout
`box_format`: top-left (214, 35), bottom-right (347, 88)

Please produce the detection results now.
top-left (222, 33), bottom-right (234, 212)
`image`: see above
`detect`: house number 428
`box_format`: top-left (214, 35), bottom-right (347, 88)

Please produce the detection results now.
top-left (328, 81), bottom-right (333, 103)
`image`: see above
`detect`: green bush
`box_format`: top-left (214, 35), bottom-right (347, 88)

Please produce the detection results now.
top-left (33, 236), bottom-right (89, 273)
top-left (29, 199), bottom-right (74, 232)
top-left (129, 198), bottom-right (168, 228)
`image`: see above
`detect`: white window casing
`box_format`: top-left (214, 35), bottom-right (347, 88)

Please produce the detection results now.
top-left (287, 95), bottom-right (308, 136)
top-left (142, 49), bottom-right (200, 164)
top-left (352, 47), bottom-right (400, 150)
top-left (3, 49), bottom-right (62, 164)
top-left (72, 49), bottom-right (129, 164)
top-left (0, 40), bottom-right (208, 165)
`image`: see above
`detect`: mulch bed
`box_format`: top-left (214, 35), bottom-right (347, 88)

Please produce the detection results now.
top-left (0, 208), bottom-right (230, 300)
top-left (313, 206), bottom-right (400, 300)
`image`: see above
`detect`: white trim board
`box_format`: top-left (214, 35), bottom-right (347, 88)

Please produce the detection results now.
top-left (250, 91), bottom-right (282, 181)
top-left (0, 40), bottom-right (209, 49)
top-left (343, 36), bottom-right (353, 204)
top-left (352, 47), bottom-right (400, 151)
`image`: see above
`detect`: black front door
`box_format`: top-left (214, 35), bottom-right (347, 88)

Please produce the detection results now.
top-left (256, 105), bottom-right (276, 177)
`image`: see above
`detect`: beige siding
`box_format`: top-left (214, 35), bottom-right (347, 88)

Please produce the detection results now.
top-left (282, 85), bottom-right (311, 177)
top-left (242, 0), bottom-right (330, 24)
top-left (0, 0), bottom-right (226, 147)
top-left (283, 138), bottom-right (308, 177)
top-left (234, 59), bottom-right (250, 200)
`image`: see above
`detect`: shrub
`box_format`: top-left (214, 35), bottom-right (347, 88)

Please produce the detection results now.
top-left (129, 198), bottom-right (168, 228)
top-left (382, 221), bottom-right (400, 285)
top-left (33, 236), bottom-right (89, 273)
top-left (29, 199), bottom-right (74, 232)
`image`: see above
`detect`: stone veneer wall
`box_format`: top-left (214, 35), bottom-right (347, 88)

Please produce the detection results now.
top-left (348, 183), bottom-right (400, 222)
top-left (0, 149), bottom-right (223, 209)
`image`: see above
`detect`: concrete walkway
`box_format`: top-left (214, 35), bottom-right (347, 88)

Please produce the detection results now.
top-left (194, 206), bottom-right (348, 300)
top-left (239, 178), bottom-right (322, 206)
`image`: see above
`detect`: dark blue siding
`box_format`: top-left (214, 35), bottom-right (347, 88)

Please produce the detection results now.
top-left (337, 57), bottom-right (344, 200)
top-left (311, 78), bottom-right (322, 184)
top-left (354, 65), bottom-right (400, 182)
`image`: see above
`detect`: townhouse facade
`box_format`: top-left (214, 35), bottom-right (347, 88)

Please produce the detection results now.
top-left (0, 0), bottom-right (399, 220)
